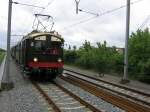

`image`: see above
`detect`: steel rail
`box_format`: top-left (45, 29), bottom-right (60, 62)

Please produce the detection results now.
top-left (55, 82), bottom-right (101, 112)
top-left (32, 80), bottom-right (101, 112)
top-left (32, 81), bottom-right (61, 112)
top-left (61, 75), bottom-right (150, 112)
top-left (64, 69), bottom-right (150, 96)
top-left (64, 72), bottom-right (150, 106)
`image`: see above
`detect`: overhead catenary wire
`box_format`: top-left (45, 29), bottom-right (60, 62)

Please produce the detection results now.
top-left (10, 0), bottom-right (146, 43)
top-left (39, 0), bottom-right (56, 13)
top-left (12, 1), bottom-right (44, 9)
top-left (62, 16), bottom-right (98, 30)
top-left (61, 0), bottom-right (145, 31)
top-left (11, 1), bottom-right (45, 38)
top-left (11, 34), bottom-right (25, 36)
top-left (79, 9), bottom-right (99, 16)
top-left (10, 1), bottom-right (54, 47)
top-left (12, 0), bottom-right (55, 31)
top-left (138, 15), bottom-right (150, 29)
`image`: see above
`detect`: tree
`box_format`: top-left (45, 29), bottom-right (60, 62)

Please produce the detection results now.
top-left (68, 45), bottom-right (71, 50)
top-left (82, 40), bottom-right (92, 51)
top-left (129, 28), bottom-right (150, 81)
top-left (73, 45), bottom-right (77, 51)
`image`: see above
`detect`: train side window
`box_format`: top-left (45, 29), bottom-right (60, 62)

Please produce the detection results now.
top-left (30, 42), bottom-right (34, 47)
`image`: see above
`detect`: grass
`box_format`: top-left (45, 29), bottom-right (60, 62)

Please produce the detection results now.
top-left (0, 52), bottom-right (5, 92)
top-left (0, 52), bottom-right (5, 64)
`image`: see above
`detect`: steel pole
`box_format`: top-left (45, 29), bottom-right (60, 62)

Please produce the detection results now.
top-left (5, 0), bottom-right (12, 83)
top-left (123, 0), bottom-right (130, 81)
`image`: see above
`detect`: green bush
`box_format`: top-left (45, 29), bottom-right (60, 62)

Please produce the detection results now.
top-left (64, 50), bottom-right (78, 64)
top-left (64, 28), bottom-right (150, 83)
top-left (65, 41), bottom-right (124, 74)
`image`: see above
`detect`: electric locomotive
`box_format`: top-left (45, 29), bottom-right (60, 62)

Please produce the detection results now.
top-left (11, 30), bottom-right (64, 79)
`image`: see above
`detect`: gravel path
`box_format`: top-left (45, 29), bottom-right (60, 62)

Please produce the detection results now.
top-left (56, 77), bottom-right (125, 112)
top-left (0, 60), bottom-right (50, 112)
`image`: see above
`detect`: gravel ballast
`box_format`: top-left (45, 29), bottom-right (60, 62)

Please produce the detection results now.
top-left (56, 77), bottom-right (125, 112)
top-left (0, 60), bottom-right (50, 112)
top-left (0, 59), bottom-right (126, 112)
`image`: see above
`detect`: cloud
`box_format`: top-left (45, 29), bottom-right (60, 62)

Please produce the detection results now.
top-left (0, 0), bottom-right (150, 49)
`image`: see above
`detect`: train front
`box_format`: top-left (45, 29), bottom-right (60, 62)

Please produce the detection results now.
top-left (27, 32), bottom-right (64, 79)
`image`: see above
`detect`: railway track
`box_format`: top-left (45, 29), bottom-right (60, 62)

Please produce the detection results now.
top-left (62, 69), bottom-right (150, 112)
top-left (32, 81), bottom-right (101, 112)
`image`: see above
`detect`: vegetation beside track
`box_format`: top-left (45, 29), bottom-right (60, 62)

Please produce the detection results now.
top-left (0, 48), bottom-right (6, 64)
top-left (64, 28), bottom-right (150, 83)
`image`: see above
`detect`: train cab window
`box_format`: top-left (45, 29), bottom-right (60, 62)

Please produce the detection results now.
top-left (35, 41), bottom-right (41, 48)
top-left (35, 36), bottom-right (46, 40)
top-left (34, 36), bottom-right (47, 50)
top-left (34, 41), bottom-right (46, 50)
top-left (51, 36), bottom-right (61, 42)
top-left (51, 36), bottom-right (63, 48)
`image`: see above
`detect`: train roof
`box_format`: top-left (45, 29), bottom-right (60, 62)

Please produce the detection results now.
top-left (22, 30), bottom-right (63, 41)
top-left (11, 30), bottom-right (64, 48)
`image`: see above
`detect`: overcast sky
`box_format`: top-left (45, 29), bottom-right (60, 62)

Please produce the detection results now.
top-left (0, 0), bottom-right (150, 49)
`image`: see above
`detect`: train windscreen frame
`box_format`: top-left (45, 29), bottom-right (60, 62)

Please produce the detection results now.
top-left (30, 35), bottom-right (63, 51)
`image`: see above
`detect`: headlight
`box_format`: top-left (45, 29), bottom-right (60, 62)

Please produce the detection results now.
top-left (57, 58), bottom-right (62, 62)
top-left (33, 57), bottom-right (38, 62)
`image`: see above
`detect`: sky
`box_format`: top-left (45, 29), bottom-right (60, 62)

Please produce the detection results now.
top-left (0, 0), bottom-right (150, 49)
